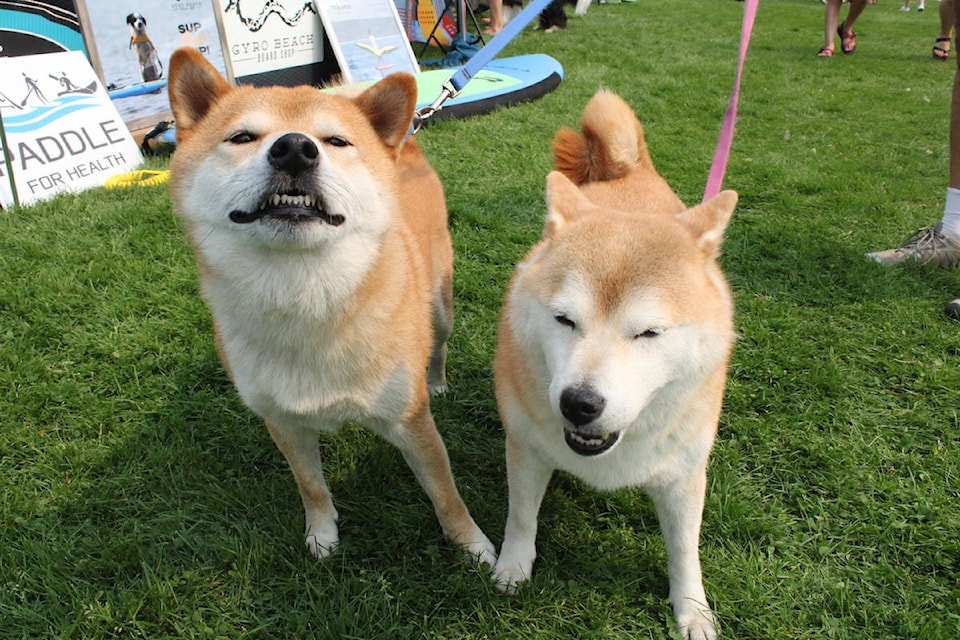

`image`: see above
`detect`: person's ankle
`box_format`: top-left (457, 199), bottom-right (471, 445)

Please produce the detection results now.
top-left (941, 188), bottom-right (960, 241)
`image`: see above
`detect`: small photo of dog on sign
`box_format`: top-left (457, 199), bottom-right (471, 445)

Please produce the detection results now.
top-left (126, 12), bottom-right (163, 82)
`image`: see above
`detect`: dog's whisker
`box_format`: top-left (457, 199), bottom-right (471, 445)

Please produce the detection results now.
top-left (193, 225), bottom-right (216, 250)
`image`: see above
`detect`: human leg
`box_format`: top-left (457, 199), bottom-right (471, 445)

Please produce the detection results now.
top-left (821, 0), bottom-right (842, 54)
top-left (934, 0), bottom-right (954, 59)
top-left (942, 6), bottom-right (960, 314)
top-left (867, 10), bottom-right (960, 267)
top-left (942, 0), bottom-right (960, 238)
top-left (485, 0), bottom-right (504, 34)
top-left (839, 0), bottom-right (869, 54)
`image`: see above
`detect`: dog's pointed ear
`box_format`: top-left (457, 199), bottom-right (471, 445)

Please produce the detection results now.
top-left (168, 48), bottom-right (233, 142)
top-left (543, 171), bottom-right (597, 239)
top-left (675, 190), bottom-right (737, 257)
top-left (353, 72), bottom-right (417, 150)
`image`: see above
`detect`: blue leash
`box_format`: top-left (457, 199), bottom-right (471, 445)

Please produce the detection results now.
top-left (413, 0), bottom-right (555, 131)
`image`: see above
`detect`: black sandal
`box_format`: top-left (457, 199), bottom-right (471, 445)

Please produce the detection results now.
top-left (933, 36), bottom-right (951, 60)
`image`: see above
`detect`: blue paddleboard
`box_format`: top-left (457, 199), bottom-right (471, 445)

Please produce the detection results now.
top-left (132, 54), bottom-right (562, 150)
top-left (108, 79), bottom-right (167, 100)
top-left (412, 53), bottom-right (563, 122)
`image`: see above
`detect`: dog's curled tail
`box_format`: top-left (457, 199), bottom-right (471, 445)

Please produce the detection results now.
top-left (552, 89), bottom-right (654, 185)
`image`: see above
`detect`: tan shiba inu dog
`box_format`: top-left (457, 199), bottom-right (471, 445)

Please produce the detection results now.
top-left (492, 90), bottom-right (737, 640)
top-left (166, 48), bottom-right (495, 565)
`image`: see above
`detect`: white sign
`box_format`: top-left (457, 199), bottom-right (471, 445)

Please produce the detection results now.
top-left (0, 51), bottom-right (143, 208)
top-left (217, 0), bottom-right (325, 82)
top-left (320, 0), bottom-right (419, 83)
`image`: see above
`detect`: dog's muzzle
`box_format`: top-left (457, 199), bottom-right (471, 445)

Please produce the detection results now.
top-left (560, 384), bottom-right (620, 456)
top-left (229, 133), bottom-right (344, 226)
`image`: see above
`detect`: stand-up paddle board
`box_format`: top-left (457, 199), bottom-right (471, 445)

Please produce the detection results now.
top-left (132, 54), bottom-right (562, 150)
top-left (411, 53), bottom-right (563, 123)
top-left (108, 79), bottom-right (166, 100)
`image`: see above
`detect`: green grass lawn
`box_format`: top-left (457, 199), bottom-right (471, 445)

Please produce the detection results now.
top-left (2, 1), bottom-right (959, 638)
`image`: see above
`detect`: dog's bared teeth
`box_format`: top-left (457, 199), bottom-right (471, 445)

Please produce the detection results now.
top-left (264, 193), bottom-right (319, 209)
top-left (248, 192), bottom-right (332, 224)
top-left (569, 431), bottom-right (603, 447)
top-left (564, 427), bottom-right (620, 456)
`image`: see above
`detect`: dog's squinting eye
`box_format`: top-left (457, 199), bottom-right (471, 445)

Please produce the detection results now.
top-left (323, 136), bottom-right (350, 148)
top-left (226, 131), bottom-right (257, 145)
top-left (554, 314), bottom-right (576, 330)
top-left (634, 329), bottom-right (661, 340)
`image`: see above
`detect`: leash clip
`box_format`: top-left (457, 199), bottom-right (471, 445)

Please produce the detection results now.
top-left (412, 80), bottom-right (459, 134)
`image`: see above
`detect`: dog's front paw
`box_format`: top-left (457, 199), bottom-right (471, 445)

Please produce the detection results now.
top-left (492, 536), bottom-right (536, 593)
top-left (462, 536), bottom-right (498, 567)
top-left (448, 524), bottom-right (497, 567)
top-left (428, 380), bottom-right (448, 396)
top-left (676, 609), bottom-right (717, 640)
top-left (492, 557), bottom-right (534, 594)
top-left (304, 523), bottom-right (340, 559)
top-left (305, 532), bottom-right (339, 558)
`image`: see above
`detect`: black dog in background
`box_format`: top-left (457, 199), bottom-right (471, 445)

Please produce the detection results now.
top-left (539, 0), bottom-right (569, 31)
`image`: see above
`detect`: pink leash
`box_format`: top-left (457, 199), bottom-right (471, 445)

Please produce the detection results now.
top-left (703, 0), bottom-right (759, 201)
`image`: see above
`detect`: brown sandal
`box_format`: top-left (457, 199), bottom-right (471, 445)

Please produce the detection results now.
top-left (818, 46), bottom-right (835, 58)
top-left (933, 37), bottom-right (951, 60)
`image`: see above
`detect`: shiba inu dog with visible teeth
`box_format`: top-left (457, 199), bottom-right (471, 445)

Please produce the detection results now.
top-left (166, 47), bottom-right (496, 565)
top-left (492, 90), bottom-right (737, 640)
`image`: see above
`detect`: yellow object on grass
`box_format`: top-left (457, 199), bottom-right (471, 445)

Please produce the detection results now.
top-left (104, 170), bottom-right (170, 189)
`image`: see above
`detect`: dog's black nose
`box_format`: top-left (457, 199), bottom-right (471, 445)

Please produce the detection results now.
top-left (560, 385), bottom-right (606, 426)
top-left (268, 133), bottom-right (319, 175)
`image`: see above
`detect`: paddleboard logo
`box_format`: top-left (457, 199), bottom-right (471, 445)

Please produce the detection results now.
top-left (0, 69), bottom-right (100, 132)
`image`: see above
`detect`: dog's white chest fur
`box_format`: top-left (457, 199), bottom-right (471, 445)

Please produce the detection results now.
top-left (202, 238), bottom-right (408, 429)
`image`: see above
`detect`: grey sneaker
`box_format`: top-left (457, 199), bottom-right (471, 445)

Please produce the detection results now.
top-left (867, 223), bottom-right (960, 267)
